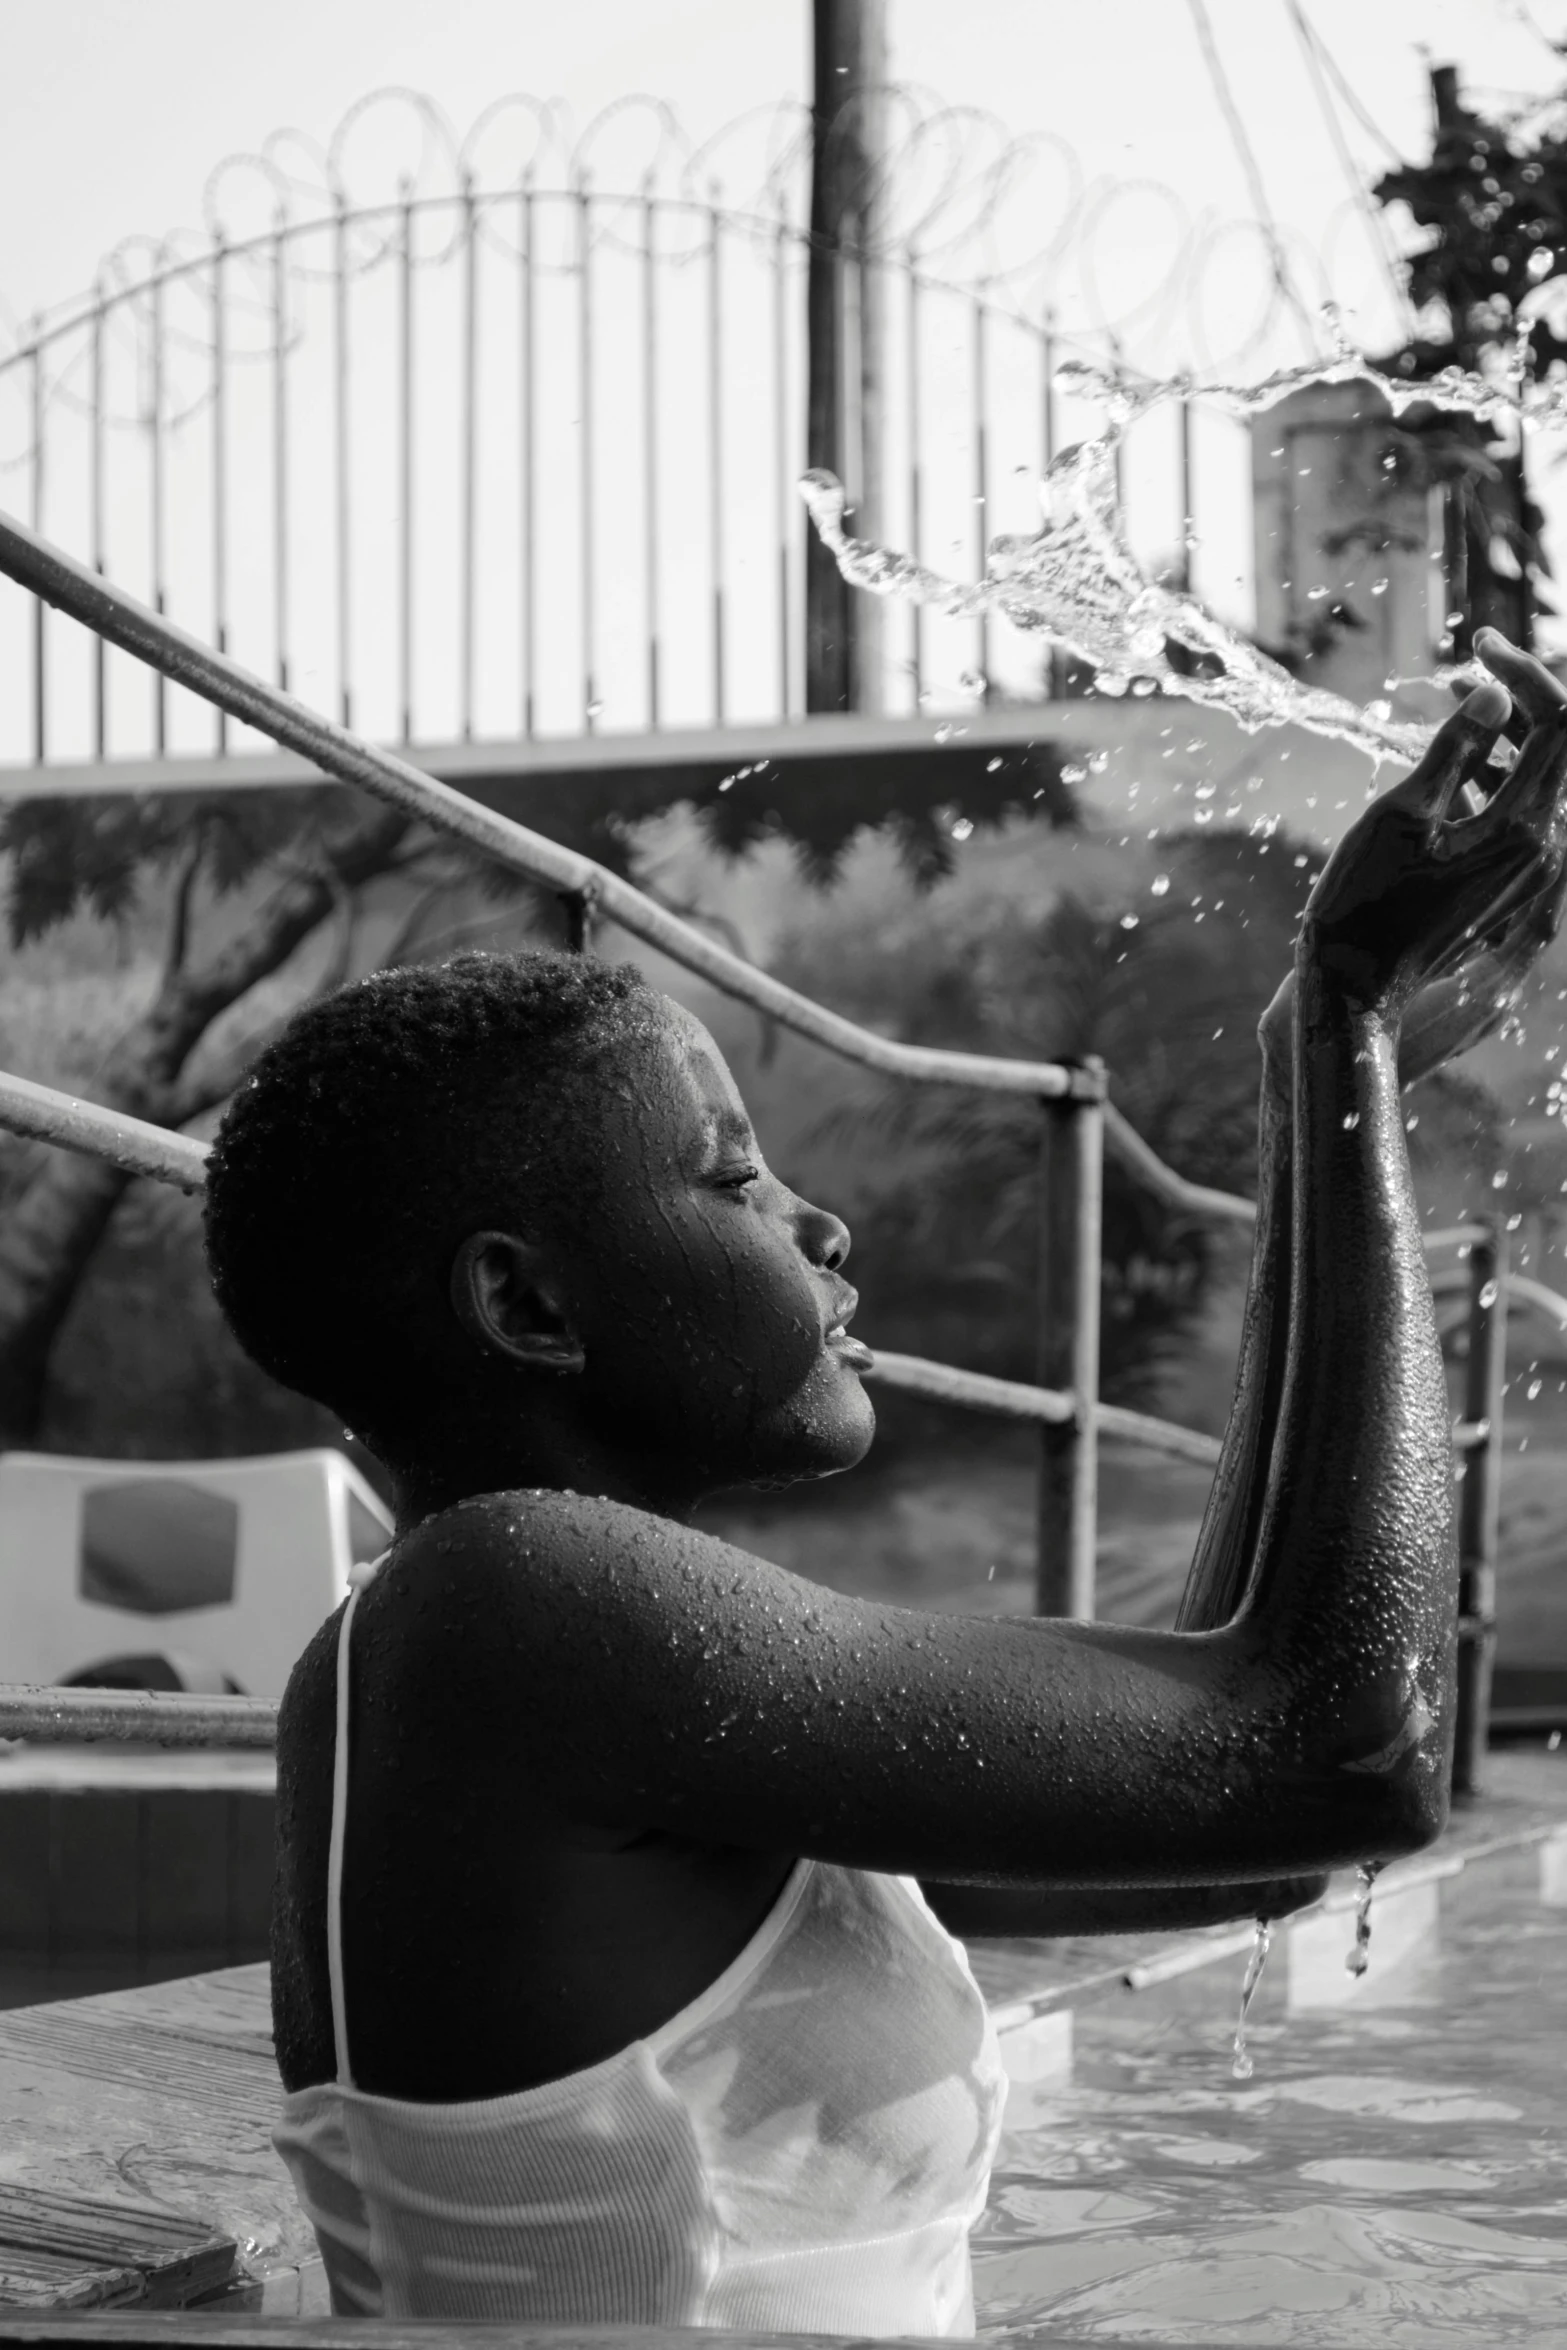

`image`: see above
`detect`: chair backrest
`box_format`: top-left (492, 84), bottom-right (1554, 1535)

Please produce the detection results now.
top-left (0, 1449), bottom-right (392, 1698)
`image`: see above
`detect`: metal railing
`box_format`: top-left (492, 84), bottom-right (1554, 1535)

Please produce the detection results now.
top-left (0, 131), bottom-right (1253, 776)
top-left (0, 503), bottom-right (1547, 1791)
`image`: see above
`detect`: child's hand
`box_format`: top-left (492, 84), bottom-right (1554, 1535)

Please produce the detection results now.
top-left (1261, 860), bottom-right (1567, 1096)
top-left (1296, 671), bottom-right (1566, 1020)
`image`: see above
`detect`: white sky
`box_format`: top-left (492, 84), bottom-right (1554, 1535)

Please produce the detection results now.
top-left (5, 0), bottom-right (1567, 758)
top-left (4, 0), bottom-right (1567, 334)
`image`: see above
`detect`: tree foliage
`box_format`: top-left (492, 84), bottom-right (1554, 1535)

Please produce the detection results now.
top-left (1374, 67), bottom-right (1565, 650)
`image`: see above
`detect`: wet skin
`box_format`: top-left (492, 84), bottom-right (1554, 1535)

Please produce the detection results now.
top-left (272, 635), bottom-right (1567, 2101)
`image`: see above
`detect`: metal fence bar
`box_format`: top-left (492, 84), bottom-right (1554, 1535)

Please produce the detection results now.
top-left (1035, 1067), bottom-right (1106, 1618)
top-left (773, 204), bottom-right (790, 720)
top-left (1454, 1216), bottom-right (1507, 1797)
top-left (212, 235), bottom-right (229, 753)
top-left (150, 271), bottom-right (168, 756)
top-left (461, 173), bottom-right (478, 745)
top-left (972, 290), bottom-right (989, 692)
top-left (709, 193), bottom-right (726, 727)
top-left (1178, 384), bottom-right (1195, 593)
top-left (29, 329), bottom-right (44, 763)
top-left (1042, 307), bottom-right (1062, 699)
top-left (579, 177), bottom-right (596, 734)
top-left (398, 177), bottom-right (415, 744)
top-left (90, 285), bottom-right (106, 760)
top-left (335, 194), bottom-right (353, 731)
top-left (907, 250), bottom-right (924, 707)
top-left (272, 215), bottom-right (289, 698)
top-left (644, 178), bottom-right (661, 729)
top-left (519, 172), bottom-right (535, 742)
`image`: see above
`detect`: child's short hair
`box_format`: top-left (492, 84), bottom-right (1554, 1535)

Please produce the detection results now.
top-left (204, 948), bottom-right (659, 1452)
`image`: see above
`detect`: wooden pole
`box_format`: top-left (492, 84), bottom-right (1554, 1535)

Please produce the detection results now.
top-left (806, 0), bottom-right (888, 714)
top-left (1035, 1061), bottom-right (1105, 1619)
top-left (1453, 1213), bottom-right (1506, 1798)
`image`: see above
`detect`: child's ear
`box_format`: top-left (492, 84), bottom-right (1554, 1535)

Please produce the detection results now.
top-left (449, 1230), bottom-right (585, 1374)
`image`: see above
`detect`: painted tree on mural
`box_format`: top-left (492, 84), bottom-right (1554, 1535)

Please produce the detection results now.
top-left (0, 745), bottom-right (1075, 1448)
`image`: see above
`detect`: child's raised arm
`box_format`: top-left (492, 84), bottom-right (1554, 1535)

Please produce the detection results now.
top-left (392, 668), bottom-right (1567, 1897)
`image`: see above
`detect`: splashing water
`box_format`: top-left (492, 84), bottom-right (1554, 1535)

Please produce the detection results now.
top-left (800, 317), bottom-right (1565, 772)
top-left (1230, 1916), bottom-right (1274, 2081)
top-left (1347, 1862), bottom-right (1382, 1979)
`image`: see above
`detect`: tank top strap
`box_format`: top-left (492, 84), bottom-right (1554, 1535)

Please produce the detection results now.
top-left (327, 1551), bottom-right (390, 2091)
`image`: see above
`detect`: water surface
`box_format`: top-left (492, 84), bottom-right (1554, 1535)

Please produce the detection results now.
top-left (974, 1843), bottom-right (1567, 2344)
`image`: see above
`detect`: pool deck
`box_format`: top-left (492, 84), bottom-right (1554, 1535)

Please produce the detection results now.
top-left (0, 1750), bottom-right (1562, 2342)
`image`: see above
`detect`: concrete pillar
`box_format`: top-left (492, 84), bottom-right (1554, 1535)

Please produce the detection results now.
top-left (1251, 380), bottom-right (1442, 718)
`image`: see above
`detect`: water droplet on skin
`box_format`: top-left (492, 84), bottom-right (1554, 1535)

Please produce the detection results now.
top-left (1346, 1863), bottom-right (1381, 1977)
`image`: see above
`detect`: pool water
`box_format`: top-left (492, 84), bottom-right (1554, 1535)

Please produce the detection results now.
top-left (973, 1842), bottom-right (1567, 2345)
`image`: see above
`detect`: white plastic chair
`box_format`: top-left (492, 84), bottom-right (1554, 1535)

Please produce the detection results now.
top-left (0, 1449), bottom-right (393, 1699)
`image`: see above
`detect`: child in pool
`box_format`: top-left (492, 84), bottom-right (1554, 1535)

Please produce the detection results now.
top-left (207, 630), bottom-right (1567, 2334)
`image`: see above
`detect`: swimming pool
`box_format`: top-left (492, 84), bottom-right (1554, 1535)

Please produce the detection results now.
top-left (973, 1825), bottom-right (1567, 2345)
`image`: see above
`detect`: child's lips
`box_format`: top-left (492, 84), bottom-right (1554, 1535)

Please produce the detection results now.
top-left (825, 1325), bottom-right (874, 1369)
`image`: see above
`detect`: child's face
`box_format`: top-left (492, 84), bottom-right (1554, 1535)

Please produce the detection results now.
top-left (563, 998), bottom-right (877, 1499)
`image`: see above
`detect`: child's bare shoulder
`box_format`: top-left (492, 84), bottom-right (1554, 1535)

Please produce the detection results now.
top-left (393, 1484), bottom-right (837, 1652)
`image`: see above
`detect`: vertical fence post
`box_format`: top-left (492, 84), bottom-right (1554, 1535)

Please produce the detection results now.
top-left (29, 323), bottom-right (44, 765)
top-left (560, 887), bottom-right (598, 955)
top-left (1035, 1060), bottom-right (1105, 1620)
top-left (1453, 1214), bottom-right (1507, 1799)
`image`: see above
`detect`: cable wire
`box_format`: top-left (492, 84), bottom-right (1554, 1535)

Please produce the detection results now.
top-left (1295, 12), bottom-right (1407, 163)
top-left (1284, 0), bottom-right (1418, 336)
top-left (1183, 0), bottom-right (1321, 352)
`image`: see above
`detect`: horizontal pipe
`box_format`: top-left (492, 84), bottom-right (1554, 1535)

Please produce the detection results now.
top-left (857, 1352), bottom-right (1224, 1463)
top-left (866, 1348), bottom-right (1073, 1425)
top-left (1101, 1102), bottom-right (1255, 1227)
top-left (0, 1683), bottom-right (276, 1747)
top-left (0, 507), bottom-right (1096, 1109)
top-left (0, 1071), bottom-right (207, 1190)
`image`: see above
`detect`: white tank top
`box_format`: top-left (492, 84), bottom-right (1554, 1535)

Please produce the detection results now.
top-left (272, 1575), bottom-right (1008, 2335)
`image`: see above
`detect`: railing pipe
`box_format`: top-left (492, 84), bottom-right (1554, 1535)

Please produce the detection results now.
top-left (0, 1684), bottom-right (275, 1749)
top-left (1035, 1064), bottom-right (1106, 1618)
top-left (0, 506), bottom-right (1099, 1106)
top-left (972, 289), bottom-right (989, 692)
top-left (1453, 1215), bottom-right (1507, 1797)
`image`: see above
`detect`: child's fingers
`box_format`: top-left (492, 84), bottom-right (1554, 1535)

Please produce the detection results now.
top-left (1473, 628), bottom-right (1567, 734)
top-left (1468, 697), bottom-right (1567, 834)
top-left (1451, 669), bottom-right (1531, 751)
top-left (1394, 682), bottom-right (1511, 819)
